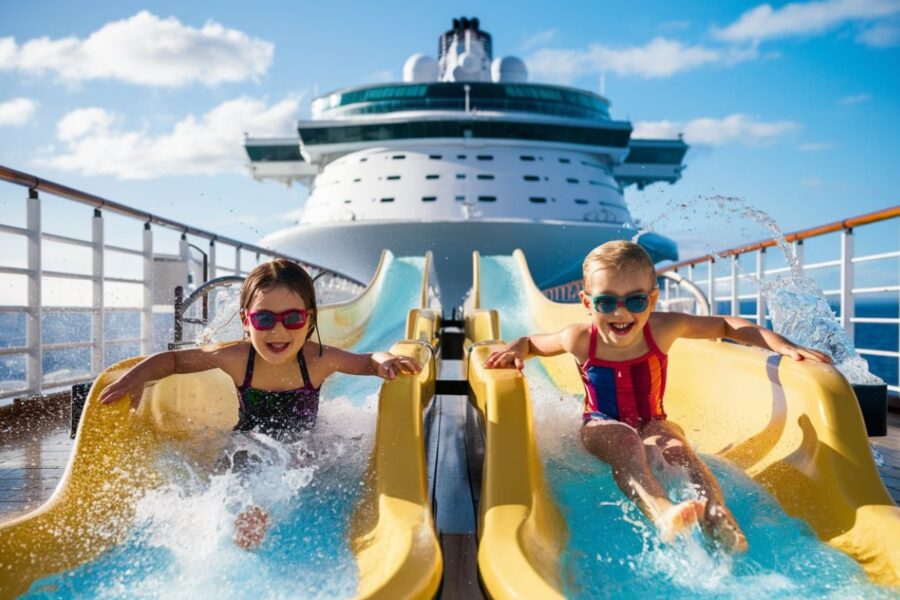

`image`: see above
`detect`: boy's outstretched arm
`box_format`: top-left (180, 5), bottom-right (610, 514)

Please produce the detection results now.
top-left (662, 313), bottom-right (832, 363)
top-left (485, 325), bottom-right (580, 371)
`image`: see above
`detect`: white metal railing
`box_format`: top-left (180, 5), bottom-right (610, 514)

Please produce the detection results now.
top-left (0, 165), bottom-right (365, 403)
top-left (658, 207), bottom-right (900, 395)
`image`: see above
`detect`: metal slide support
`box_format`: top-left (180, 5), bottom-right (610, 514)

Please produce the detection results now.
top-left (91, 209), bottom-right (104, 374)
top-left (707, 257), bottom-right (716, 316)
top-left (142, 223), bottom-right (153, 355)
top-left (26, 189), bottom-right (42, 393)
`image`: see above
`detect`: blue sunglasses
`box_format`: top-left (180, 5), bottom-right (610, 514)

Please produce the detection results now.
top-left (589, 293), bottom-right (651, 314)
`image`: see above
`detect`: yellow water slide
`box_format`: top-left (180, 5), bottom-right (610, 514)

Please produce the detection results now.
top-left (465, 250), bottom-right (900, 598)
top-left (0, 251), bottom-right (442, 600)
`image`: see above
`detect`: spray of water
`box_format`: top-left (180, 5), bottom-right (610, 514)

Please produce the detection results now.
top-left (634, 194), bottom-right (882, 385)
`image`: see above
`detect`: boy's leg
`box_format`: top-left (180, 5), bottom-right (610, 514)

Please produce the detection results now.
top-left (641, 419), bottom-right (747, 553)
top-left (581, 420), bottom-right (702, 540)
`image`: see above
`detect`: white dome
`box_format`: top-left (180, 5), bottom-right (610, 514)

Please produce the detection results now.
top-left (491, 56), bottom-right (528, 83)
top-left (403, 54), bottom-right (439, 83)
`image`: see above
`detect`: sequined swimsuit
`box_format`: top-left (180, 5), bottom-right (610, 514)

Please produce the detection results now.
top-left (235, 346), bottom-right (320, 435)
top-left (580, 323), bottom-right (668, 429)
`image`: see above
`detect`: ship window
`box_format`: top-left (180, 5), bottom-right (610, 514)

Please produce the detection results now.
top-left (566, 178), bottom-right (579, 184)
top-left (520, 155), bottom-right (536, 161)
top-left (360, 157), bottom-right (368, 162)
top-left (380, 197), bottom-right (395, 203)
top-left (478, 196), bottom-right (497, 202)
top-left (574, 199), bottom-right (588, 205)
top-left (456, 174), bottom-right (466, 179)
top-left (353, 178), bottom-right (361, 182)
top-left (476, 155), bottom-right (493, 161)
top-left (387, 175), bottom-right (401, 180)
top-left (477, 174), bottom-right (494, 180)
top-left (393, 154), bottom-right (406, 160)
top-left (426, 174), bottom-right (440, 180)
top-left (422, 196), bottom-right (437, 202)
top-left (429, 154), bottom-right (442, 159)
top-left (344, 199), bottom-right (353, 204)
top-left (529, 197), bottom-right (547, 203)
top-left (455, 195), bottom-right (465, 201)
top-left (559, 158), bottom-right (571, 164)
top-left (523, 175), bottom-right (540, 182)
top-left (457, 154), bottom-right (467, 159)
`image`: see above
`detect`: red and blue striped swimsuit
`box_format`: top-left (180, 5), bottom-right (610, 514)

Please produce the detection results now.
top-left (580, 323), bottom-right (668, 429)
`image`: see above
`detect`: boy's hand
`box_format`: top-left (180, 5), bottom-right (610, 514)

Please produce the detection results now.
top-left (98, 372), bottom-right (147, 409)
top-left (777, 343), bottom-right (832, 363)
top-left (374, 353), bottom-right (422, 380)
top-left (485, 338), bottom-right (529, 372)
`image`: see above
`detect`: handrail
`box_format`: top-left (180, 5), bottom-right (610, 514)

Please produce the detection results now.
top-left (659, 205), bottom-right (900, 273)
top-left (0, 164), bottom-right (364, 286)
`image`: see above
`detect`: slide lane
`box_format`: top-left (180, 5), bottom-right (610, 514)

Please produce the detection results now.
top-left (465, 250), bottom-right (899, 599)
top-left (0, 251), bottom-right (442, 600)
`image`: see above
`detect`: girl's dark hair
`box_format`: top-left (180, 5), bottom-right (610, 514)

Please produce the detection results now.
top-left (240, 259), bottom-right (322, 352)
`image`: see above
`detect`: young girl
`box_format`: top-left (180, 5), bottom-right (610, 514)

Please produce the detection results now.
top-left (486, 241), bottom-right (830, 552)
top-left (100, 258), bottom-right (421, 549)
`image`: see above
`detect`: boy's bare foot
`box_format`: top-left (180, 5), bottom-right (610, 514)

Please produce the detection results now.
top-left (656, 499), bottom-right (705, 542)
top-left (702, 502), bottom-right (748, 553)
top-left (234, 505), bottom-right (270, 550)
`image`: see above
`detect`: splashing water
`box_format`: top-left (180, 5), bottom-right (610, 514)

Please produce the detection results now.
top-left (634, 194), bottom-right (882, 385)
top-left (478, 255), bottom-right (894, 598)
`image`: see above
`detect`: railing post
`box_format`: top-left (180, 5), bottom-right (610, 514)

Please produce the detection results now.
top-left (707, 257), bottom-right (716, 316)
top-left (208, 239), bottom-right (217, 280)
top-left (142, 223), bottom-right (153, 355)
top-left (235, 245), bottom-right (242, 276)
top-left (730, 255), bottom-right (738, 316)
top-left (26, 188), bottom-right (42, 393)
top-left (91, 209), bottom-right (104, 374)
top-left (756, 249), bottom-right (766, 326)
top-left (840, 228), bottom-right (855, 340)
top-left (208, 239), bottom-right (217, 320)
top-left (793, 239), bottom-right (804, 269)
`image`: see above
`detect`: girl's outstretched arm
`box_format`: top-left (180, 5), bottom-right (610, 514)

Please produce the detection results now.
top-left (99, 344), bottom-right (244, 408)
top-left (657, 312), bottom-right (832, 363)
top-left (317, 345), bottom-right (422, 380)
top-left (485, 324), bottom-right (582, 371)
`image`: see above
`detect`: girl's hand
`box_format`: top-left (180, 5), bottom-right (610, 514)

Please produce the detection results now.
top-left (778, 343), bottom-right (832, 363)
top-left (98, 372), bottom-right (147, 409)
top-left (485, 337), bottom-right (529, 372)
top-left (373, 353), bottom-right (422, 380)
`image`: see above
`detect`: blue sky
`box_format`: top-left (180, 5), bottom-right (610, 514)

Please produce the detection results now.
top-left (1, 0), bottom-right (898, 265)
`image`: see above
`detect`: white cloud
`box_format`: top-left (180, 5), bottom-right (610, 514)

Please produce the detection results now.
top-left (521, 28), bottom-right (559, 50)
top-left (0, 11), bottom-right (273, 87)
top-left (801, 177), bottom-right (824, 187)
top-left (798, 141), bottom-right (836, 150)
top-left (839, 92), bottom-right (872, 104)
top-left (39, 95), bottom-right (301, 179)
top-left (0, 97), bottom-right (38, 127)
top-left (633, 114), bottom-right (801, 146)
top-left (527, 37), bottom-right (758, 83)
top-left (856, 20), bottom-right (900, 45)
top-left (714, 0), bottom-right (900, 42)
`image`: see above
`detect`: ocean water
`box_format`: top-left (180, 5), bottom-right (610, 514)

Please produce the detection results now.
top-left (479, 255), bottom-right (896, 599)
top-left (21, 256), bottom-right (426, 599)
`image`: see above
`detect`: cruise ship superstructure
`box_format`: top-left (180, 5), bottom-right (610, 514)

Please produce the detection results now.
top-left (245, 17), bottom-right (688, 304)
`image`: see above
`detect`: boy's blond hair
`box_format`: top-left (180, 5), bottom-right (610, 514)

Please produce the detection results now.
top-left (582, 241), bottom-right (657, 285)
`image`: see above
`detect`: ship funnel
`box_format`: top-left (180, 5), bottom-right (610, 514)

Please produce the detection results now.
top-left (439, 16), bottom-right (493, 82)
